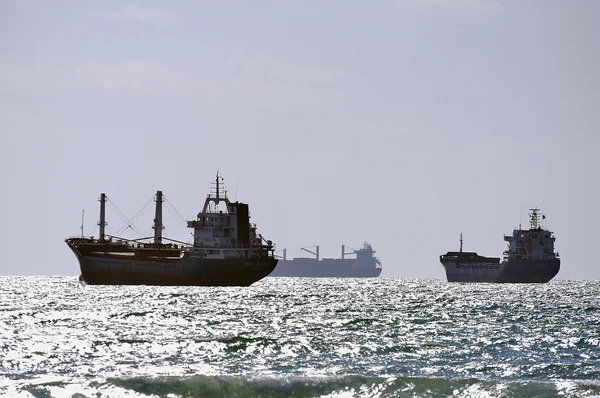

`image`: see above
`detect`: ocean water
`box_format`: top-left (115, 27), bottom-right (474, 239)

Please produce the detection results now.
top-left (0, 277), bottom-right (599, 398)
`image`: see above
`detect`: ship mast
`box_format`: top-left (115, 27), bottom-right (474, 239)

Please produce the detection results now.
top-left (153, 191), bottom-right (164, 245)
top-left (529, 207), bottom-right (540, 230)
top-left (98, 193), bottom-right (106, 242)
top-left (459, 232), bottom-right (463, 253)
top-left (202, 172), bottom-right (229, 213)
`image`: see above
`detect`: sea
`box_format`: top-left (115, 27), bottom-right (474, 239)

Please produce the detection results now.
top-left (0, 277), bottom-right (599, 398)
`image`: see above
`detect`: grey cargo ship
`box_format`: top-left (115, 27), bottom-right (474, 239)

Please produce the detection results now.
top-left (269, 242), bottom-right (382, 277)
top-left (440, 208), bottom-right (560, 283)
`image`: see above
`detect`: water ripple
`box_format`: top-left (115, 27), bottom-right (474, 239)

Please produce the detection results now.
top-left (1, 276), bottom-right (599, 397)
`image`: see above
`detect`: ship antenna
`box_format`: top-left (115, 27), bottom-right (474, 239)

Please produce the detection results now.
top-left (459, 232), bottom-right (463, 252)
top-left (519, 207), bottom-right (522, 230)
top-left (81, 209), bottom-right (84, 238)
top-left (216, 171), bottom-right (220, 200)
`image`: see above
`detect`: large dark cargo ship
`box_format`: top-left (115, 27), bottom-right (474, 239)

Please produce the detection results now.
top-left (440, 208), bottom-right (560, 283)
top-left (269, 242), bottom-right (382, 277)
top-left (65, 174), bottom-right (277, 286)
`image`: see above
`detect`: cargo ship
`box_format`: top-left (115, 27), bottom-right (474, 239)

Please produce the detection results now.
top-left (439, 208), bottom-right (560, 283)
top-left (268, 242), bottom-right (382, 277)
top-left (65, 173), bottom-right (277, 286)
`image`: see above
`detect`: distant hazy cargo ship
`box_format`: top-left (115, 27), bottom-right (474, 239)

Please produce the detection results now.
top-left (268, 242), bottom-right (382, 278)
top-left (440, 208), bottom-right (560, 283)
top-left (65, 173), bottom-right (277, 286)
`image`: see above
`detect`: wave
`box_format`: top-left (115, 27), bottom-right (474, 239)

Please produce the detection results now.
top-left (218, 335), bottom-right (280, 353)
top-left (14, 375), bottom-right (600, 398)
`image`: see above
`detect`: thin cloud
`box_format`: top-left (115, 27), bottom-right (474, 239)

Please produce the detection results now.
top-left (225, 55), bottom-right (357, 85)
top-left (0, 60), bottom-right (341, 108)
top-left (0, 61), bottom-right (194, 97)
top-left (398, 0), bottom-right (503, 15)
top-left (0, 52), bottom-right (16, 61)
top-left (107, 5), bottom-right (176, 24)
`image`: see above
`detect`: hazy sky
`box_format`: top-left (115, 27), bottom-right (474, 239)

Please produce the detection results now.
top-left (1, 0), bottom-right (598, 280)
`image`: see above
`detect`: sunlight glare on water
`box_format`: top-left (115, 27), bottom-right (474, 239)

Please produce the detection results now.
top-left (1, 276), bottom-right (599, 397)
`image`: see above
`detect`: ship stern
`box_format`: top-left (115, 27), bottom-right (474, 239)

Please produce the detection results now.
top-left (497, 258), bottom-right (560, 283)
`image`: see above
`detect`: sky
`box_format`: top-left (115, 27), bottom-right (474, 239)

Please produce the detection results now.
top-left (1, 0), bottom-right (598, 280)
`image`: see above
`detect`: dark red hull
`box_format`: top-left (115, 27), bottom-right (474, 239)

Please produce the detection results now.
top-left (67, 239), bottom-right (277, 286)
top-left (78, 257), bottom-right (277, 286)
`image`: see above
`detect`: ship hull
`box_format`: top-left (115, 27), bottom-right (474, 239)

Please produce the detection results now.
top-left (441, 258), bottom-right (560, 283)
top-left (77, 256), bottom-right (277, 286)
top-left (67, 240), bottom-right (278, 286)
top-left (269, 260), bottom-right (382, 278)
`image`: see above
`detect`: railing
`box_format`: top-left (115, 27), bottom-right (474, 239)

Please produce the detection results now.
top-left (67, 235), bottom-right (275, 252)
top-left (503, 251), bottom-right (559, 260)
top-left (190, 242), bottom-right (274, 250)
top-left (66, 236), bottom-right (96, 241)
top-left (66, 236), bottom-right (193, 250)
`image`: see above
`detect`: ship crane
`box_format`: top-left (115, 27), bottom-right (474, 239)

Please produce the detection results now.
top-left (274, 249), bottom-right (287, 260)
top-left (341, 244), bottom-right (356, 260)
top-left (301, 245), bottom-right (320, 261)
top-left (257, 234), bottom-right (274, 252)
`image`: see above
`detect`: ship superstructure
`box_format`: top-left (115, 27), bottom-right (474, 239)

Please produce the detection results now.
top-left (439, 208), bottom-right (560, 283)
top-left (65, 173), bottom-right (277, 286)
top-left (269, 242), bottom-right (382, 278)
